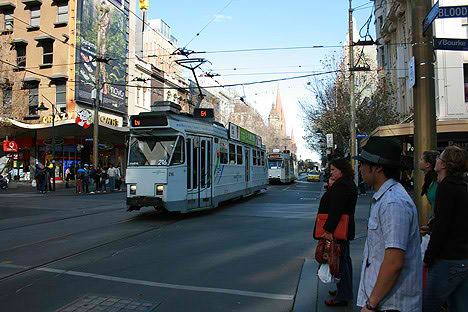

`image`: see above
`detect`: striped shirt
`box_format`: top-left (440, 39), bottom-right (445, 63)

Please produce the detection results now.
top-left (357, 179), bottom-right (422, 311)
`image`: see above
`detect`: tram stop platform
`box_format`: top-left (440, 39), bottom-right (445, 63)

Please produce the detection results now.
top-left (293, 194), bottom-right (371, 312)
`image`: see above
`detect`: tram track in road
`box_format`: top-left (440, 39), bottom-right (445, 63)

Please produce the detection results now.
top-left (0, 206), bottom-right (123, 233)
top-left (0, 211), bottom-right (188, 284)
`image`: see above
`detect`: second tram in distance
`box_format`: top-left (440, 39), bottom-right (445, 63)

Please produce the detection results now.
top-left (267, 150), bottom-right (298, 184)
top-left (126, 102), bottom-right (268, 213)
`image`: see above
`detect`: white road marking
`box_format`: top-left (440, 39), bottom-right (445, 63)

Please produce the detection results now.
top-left (0, 264), bottom-right (294, 301)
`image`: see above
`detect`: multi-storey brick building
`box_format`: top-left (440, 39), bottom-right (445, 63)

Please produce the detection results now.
top-left (0, 0), bottom-right (132, 181)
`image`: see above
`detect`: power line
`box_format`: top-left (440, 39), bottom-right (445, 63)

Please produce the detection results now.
top-left (10, 15), bottom-right (74, 49)
top-left (183, 0), bottom-right (235, 49)
top-left (107, 70), bottom-right (341, 90)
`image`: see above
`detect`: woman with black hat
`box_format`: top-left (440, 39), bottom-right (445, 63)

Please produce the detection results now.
top-left (316, 158), bottom-right (357, 307)
top-left (423, 145), bottom-right (468, 312)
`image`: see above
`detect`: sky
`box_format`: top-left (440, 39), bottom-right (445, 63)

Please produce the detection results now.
top-left (142, 0), bottom-right (376, 161)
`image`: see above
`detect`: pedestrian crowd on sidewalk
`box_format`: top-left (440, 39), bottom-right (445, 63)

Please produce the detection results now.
top-left (313, 136), bottom-right (468, 312)
top-left (32, 162), bottom-right (124, 195)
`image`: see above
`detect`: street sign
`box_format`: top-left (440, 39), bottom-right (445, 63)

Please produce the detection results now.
top-left (423, 0), bottom-right (439, 34)
top-left (326, 134), bottom-right (333, 148)
top-left (356, 134), bottom-right (369, 139)
top-left (409, 56), bottom-right (416, 89)
top-left (438, 5), bottom-right (468, 19)
top-left (434, 38), bottom-right (468, 51)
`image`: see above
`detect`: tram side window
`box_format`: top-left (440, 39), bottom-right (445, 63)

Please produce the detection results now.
top-left (237, 145), bottom-right (243, 165)
top-left (229, 143), bottom-right (236, 164)
top-left (261, 151), bottom-right (265, 166)
top-left (253, 150), bottom-right (257, 166)
top-left (170, 137), bottom-right (185, 165)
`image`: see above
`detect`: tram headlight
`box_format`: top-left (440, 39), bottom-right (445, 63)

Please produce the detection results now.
top-left (156, 185), bottom-right (164, 195)
top-left (130, 184), bottom-right (137, 195)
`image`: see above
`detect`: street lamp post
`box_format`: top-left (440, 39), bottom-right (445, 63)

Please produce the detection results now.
top-left (38, 96), bottom-right (60, 191)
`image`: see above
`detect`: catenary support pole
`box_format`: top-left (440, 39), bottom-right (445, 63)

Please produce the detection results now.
top-left (349, 0), bottom-right (357, 185)
top-left (93, 2), bottom-right (104, 169)
top-left (411, 0), bottom-right (437, 226)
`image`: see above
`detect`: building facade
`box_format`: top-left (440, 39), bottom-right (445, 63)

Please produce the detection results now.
top-left (372, 0), bottom-right (468, 152)
top-left (0, 0), bottom-right (132, 181)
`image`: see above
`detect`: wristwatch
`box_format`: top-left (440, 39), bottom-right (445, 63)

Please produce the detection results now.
top-left (365, 301), bottom-right (378, 311)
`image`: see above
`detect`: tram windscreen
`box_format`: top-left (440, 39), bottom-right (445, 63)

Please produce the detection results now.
top-left (128, 136), bottom-right (181, 166)
top-left (268, 159), bottom-right (283, 169)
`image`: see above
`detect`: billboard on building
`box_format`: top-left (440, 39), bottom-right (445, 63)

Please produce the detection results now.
top-left (75, 0), bottom-right (128, 113)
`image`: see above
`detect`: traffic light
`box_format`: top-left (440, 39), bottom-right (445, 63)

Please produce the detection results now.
top-left (139, 0), bottom-right (149, 11)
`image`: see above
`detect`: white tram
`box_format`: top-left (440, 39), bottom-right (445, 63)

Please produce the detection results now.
top-left (267, 150), bottom-right (297, 184)
top-left (126, 102), bottom-right (268, 213)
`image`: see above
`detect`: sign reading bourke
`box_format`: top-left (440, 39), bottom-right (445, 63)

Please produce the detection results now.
top-left (3, 140), bottom-right (18, 152)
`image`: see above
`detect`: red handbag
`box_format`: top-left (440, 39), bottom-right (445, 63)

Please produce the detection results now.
top-left (315, 238), bottom-right (341, 277)
top-left (314, 214), bottom-right (349, 240)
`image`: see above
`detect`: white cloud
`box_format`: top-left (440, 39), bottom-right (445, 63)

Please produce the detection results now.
top-left (214, 14), bottom-right (232, 22)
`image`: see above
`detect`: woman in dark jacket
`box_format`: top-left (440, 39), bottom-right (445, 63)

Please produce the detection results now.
top-left (423, 146), bottom-right (468, 312)
top-left (316, 158), bottom-right (357, 307)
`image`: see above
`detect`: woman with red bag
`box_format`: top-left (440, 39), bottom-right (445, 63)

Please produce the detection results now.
top-left (315, 158), bottom-right (358, 307)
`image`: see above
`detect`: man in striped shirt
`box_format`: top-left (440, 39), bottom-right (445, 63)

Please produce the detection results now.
top-left (355, 137), bottom-right (422, 312)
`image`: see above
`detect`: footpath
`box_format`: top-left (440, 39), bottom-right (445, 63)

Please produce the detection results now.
top-left (1, 180), bottom-right (125, 196)
top-left (293, 192), bottom-right (372, 312)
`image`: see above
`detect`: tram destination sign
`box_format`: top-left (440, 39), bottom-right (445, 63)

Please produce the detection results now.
top-left (434, 38), bottom-right (468, 51)
top-left (193, 108), bottom-right (214, 119)
top-left (130, 115), bottom-right (168, 127)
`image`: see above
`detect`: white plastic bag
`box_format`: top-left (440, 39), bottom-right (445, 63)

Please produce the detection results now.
top-left (318, 264), bottom-right (333, 284)
top-left (421, 234), bottom-right (430, 259)
top-left (31, 179), bottom-right (37, 188)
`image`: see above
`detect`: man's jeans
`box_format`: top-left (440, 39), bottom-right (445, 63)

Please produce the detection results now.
top-left (109, 176), bottom-right (116, 192)
top-left (423, 259), bottom-right (468, 312)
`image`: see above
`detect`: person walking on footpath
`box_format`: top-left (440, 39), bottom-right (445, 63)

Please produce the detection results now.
top-left (107, 164), bottom-right (118, 192)
top-left (100, 166), bottom-right (108, 193)
top-left (89, 165), bottom-right (96, 194)
top-left (355, 137), bottom-right (422, 312)
top-left (418, 150), bottom-right (439, 236)
top-left (316, 158), bottom-right (357, 307)
top-left (75, 166), bottom-right (83, 194)
top-left (36, 163), bottom-right (46, 194)
top-left (82, 164), bottom-right (90, 193)
top-left (422, 146), bottom-right (468, 312)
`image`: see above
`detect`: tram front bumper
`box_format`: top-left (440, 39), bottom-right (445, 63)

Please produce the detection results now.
top-left (127, 196), bottom-right (162, 211)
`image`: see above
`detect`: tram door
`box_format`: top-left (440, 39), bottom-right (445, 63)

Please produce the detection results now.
top-left (245, 147), bottom-right (250, 188)
top-left (186, 136), bottom-right (212, 209)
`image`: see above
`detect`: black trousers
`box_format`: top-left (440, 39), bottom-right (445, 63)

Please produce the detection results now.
top-left (335, 240), bottom-right (353, 301)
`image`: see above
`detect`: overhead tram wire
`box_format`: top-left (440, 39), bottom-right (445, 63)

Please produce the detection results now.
top-left (183, 0), bottom-right (235, 49)
top-left (107, 70), bottom-right (341, 91)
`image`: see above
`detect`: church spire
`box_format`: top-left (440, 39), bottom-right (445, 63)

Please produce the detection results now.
top-left (275, 85), bottom-right (286, 136)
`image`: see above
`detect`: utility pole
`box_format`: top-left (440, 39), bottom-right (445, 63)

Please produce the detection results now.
top-left (411, 0), bottom-right (437, 226)
top-left (348, 0), bottom-right (357, 185)
top-left (93, 2), bottom-right (106, 169)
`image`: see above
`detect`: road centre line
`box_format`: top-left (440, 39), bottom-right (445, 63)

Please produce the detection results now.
top-left (0, 264), bottom-right (294, 301)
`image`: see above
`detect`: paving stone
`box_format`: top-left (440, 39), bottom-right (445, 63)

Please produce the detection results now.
top-left (55, 295), bottom-right (160, 312)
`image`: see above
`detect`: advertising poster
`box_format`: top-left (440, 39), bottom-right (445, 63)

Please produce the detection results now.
top-left (75, 0), bottom-right (128, 113)
top-left (239, 128), bottom-right (257, 147)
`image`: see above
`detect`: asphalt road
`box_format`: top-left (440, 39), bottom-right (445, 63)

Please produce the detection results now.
top-left (0, 175), bottom-right (330, 312)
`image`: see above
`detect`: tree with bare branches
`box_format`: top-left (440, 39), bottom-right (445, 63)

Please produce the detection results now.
top-left (0, 34), bottom-right (29, 126)
top-left (300, 52), bottom-right (403, 161)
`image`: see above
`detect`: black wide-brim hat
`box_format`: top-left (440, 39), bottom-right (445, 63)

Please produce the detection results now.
top-left (353, 136), bottom-right (402, 167)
